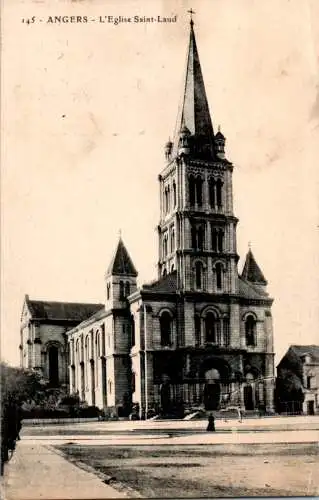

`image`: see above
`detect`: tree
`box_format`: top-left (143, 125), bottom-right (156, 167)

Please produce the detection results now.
top-left (1, 363), bottom-right (44, 405)
top-left (1, 363), bottom-right (44, 475)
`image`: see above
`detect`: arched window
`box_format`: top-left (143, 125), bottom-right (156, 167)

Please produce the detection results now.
top-left (170, 228), bottom-right (175, 252)
top-left (96, 333), bottom-right (100, 358)
top-left (125, 281), bottom-right (130, 297)
top-left (85, 336), bottom-right (89, 361)
top-left (106, 283), bottom-right (110, 300)
top-left (171, 264), bottom-right (175, 273)
top-left (163, 234), bottom-right (168, 258)
top-left (218, 230), bottom-right (224, 252)
top-left (173, 182), bottom-right (176, 207)
top-left (164, 187), bottom-right (168, 214)
top-left (195, 261), bottom-right (203, 289)
top-left (48, 345), bottom-right (59, 386)
top-left (160, 311), bottom-right (172, 346)
top-left (197, 226), bottom-right (204, 250)
top-left (75, 339), bottom-right (79, 364)
top-left (192, 226), bottom-right (204, 250)
top-left (119, 281), bottom-right (125, 300)
top-left (195, 315), bottom-right (201, 346)
top-left (191, 226), bottom-right (197, 248)
top-left (196, 176), bottom-right (203, 207)
top-left (216, 179), bottom-right (223, 208)
top-left (205, 312), bottom-right (219, 343)
top-left (167, 185), bottom-right (171, 212)
top-left (209, 178), bottom-right (216, 208)
top-left (131, 315), bottom-right (135, 347)
top-left (95, 332), bottom-right (100, 387)
top-left (215, 263), bottom-right (223, 290)
top-left (163, 268), bottom-right (167, 277)
top-left (223, 318), bottom-right (230, 346)
top-left (245, 315), bottom-right (256, 346)
top-left (211, 228), bottom-right (218, 251)
top-left (189, 175), bottom-right (196, 206)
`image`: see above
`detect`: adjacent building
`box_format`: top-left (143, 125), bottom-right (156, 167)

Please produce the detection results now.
top-left (19, 296), bottom-right (103, 387)
top-left (20, 19), bottom-right (276, 417)
top-left (276, 345), bottom-right (319, 415)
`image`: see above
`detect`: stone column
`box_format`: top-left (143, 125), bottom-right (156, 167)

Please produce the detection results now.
top-left (33, 341), bottom-right (42, 369)
top-left (229, 302), bottom-right (240, 349)
top-left (145, 353), bottom-right (154, 414)
top-left (69, 365), bottom-right (75, 394)
top-left (265, 354), bottom-right (275, 413)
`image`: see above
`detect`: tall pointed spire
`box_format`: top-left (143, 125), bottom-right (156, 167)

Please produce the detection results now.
top-left (172, 16), bottom-right (216, 159)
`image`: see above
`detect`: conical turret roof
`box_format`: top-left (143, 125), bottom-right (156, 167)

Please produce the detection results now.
top-left (241, 249), bottom-right (267, 285)
top-left (107, 237), bottom-right (138, 277)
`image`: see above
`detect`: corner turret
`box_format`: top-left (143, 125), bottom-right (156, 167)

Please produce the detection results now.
top-left (105, 235), bottom-right (138, 309)
top-left (241, 246), bottom-right (268, 292)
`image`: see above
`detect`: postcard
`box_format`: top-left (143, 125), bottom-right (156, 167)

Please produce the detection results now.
top-left (1, 0), bottom-right (318, 498)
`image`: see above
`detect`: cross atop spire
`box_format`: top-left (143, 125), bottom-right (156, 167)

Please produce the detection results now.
top-left (187, 8), bottom-right (195, 25)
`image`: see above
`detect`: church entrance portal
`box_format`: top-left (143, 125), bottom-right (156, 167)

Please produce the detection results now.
top-left (160, 381), bottom-right (171, 415)
top-left (307, 401), bottom-right (315, 415)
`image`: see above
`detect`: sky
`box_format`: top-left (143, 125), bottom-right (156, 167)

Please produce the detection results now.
top-left (1, 0), bottom-right (319, 367)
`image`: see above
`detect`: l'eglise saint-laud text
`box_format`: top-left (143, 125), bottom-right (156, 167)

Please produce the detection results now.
top-left (100, 15), bottom-right (177, 24)
top-left (44, 15), bottom-right (177, 24)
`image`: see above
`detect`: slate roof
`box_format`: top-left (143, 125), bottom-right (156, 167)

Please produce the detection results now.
top-left (26, 298), bottom-right (104, 322)
top-left (143, 271), bottom-right (177, 293)
top-left (241, 249), bottom-right (267, 285)
top-left (142, 272), bottom-right (268, 300)
top-left (291, 345), bottom-right (319, 362)
top-left (238, 276), bottom-right (268, 300)
top-left (172, 21), bottom-right (217, 159)
top-left (107, 238), bottom-right (138, 277)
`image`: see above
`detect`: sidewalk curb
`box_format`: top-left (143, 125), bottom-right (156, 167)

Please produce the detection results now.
top-left (49, 445), bottom-right (143, 498)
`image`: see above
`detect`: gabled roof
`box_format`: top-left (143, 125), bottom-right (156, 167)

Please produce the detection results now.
top-left (106, 237), bottom-right (138, 277)
top-left (291, 345), bottom-right (319, 362)
top-left (241, 249), bottom-right (267, 285)
top-left (172, 21), bottom-right (216, 159)
top-left (238, 275), bottom-right (268, 300)
top-left (143, 271), bottom-right (177, 293)
top-left (25, 297), bottom-right (104, 322)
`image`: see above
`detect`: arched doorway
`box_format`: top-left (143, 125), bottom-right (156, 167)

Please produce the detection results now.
top-left (48, 346), bottom-right (59, 386)
top-left (160, 373), bottom-right (171, 415)
top-left (203, 368), bottom-right (221, 411)
top-left (200, 358), bottom-right (231, 412)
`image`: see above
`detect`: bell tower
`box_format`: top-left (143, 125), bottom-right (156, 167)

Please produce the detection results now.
top-left (157, 16), bottom-right (239, 295)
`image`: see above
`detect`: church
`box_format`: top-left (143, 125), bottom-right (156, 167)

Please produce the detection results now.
top-left (20, 18), bottom-right (275, 417)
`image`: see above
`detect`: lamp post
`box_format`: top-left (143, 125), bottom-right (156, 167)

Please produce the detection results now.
top-left (144, 304), bottom-right (149, 420)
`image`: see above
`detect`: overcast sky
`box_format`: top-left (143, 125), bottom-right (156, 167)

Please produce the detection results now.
top-left (2, 0), bottom-right (319, 367)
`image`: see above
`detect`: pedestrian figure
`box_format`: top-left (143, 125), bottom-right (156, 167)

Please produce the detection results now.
top-left (238, 406), bottom-right (242, 422)
top-left (207, 413), bottom-right (215, 432)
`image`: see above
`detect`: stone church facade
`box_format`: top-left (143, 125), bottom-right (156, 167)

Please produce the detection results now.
top-left (20, 19), bottom-right (275, 416)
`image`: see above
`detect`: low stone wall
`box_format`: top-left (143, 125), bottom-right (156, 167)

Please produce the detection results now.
top-left (22, 417), bottom-right (99, 426)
